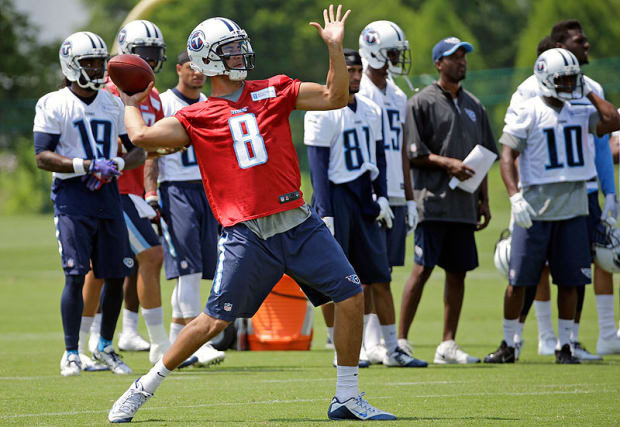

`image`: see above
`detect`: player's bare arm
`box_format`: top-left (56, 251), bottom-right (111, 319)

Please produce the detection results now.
top-left (118, 82), bottom-right (190, 150)
top-left (144, 158), bottom-right (159, 195)
top-left (402, 133), bottom-right (414, 200)
top-left (587, 91), bottom-right (620, 136)
top-left (499, 145), bottom-right (520, 196)
top-left (36, 150), bottom-right (93, 173)
top-left (121, 146), bottom-right (147, 171)
top-left (296, 4), bottom-right (350, 111)
top-left (477, 176), bottom-right (491, 230)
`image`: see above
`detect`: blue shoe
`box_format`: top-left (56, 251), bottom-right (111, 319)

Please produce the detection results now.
top-left (177, 355), bottom-right (198, 369)
top-left (327, 393), bottom-right (396, 420)
top-left (383, 346), bottom-right (428, 367)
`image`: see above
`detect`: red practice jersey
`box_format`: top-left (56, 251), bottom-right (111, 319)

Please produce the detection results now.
top-left (175, 75), bottom-right (304, 226)
top-left (105, 78), bottom-right (164, 196)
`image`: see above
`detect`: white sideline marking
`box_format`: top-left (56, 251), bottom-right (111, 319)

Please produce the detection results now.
top-left (2, 389), bottom-right (618, 419)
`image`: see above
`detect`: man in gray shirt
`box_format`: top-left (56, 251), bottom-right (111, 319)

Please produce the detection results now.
top-left (398, 37), bottom-right (497, 364)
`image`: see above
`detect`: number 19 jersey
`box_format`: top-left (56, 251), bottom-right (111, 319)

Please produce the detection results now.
top-left (174, 75), bottom-right (304, 227)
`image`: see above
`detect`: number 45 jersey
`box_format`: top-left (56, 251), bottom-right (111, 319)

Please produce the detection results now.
top-left (33, 87), bottom-right (126, 181)
top-left (503, 96), bottom-right (597, 187)
top-left (174, 74), bottom-right (304, 227)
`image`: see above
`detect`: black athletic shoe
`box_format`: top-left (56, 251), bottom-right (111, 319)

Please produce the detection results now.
top-left (555, 344), bottom-right (580, 364)
top-left (483, 340), bottom-right (515, 363)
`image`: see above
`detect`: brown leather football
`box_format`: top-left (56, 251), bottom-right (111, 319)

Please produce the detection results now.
top-left (107, 54), bottom-right (154, 95)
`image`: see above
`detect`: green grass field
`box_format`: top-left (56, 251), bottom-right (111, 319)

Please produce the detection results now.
top-left (1, 165), bottom-right (619, 425)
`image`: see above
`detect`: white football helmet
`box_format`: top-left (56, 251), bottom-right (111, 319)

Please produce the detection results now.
top-left (186, 17), bottom-right (255, 81)
top-left (117, 20), bottom-right (166, 73)
top-left (534, 48), bottom-right (584, 100)
top-left (59, 31), bottom-right (108, 90)
top-left (493, 229), bottom-right (511, 279)
top-left (359, 20), bottom-right (411, 75)
top-left (593, 223), bottom-right (620, 273)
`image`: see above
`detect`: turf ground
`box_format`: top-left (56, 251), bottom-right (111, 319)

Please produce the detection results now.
top-left (1, 165), bottom-right (619, 425)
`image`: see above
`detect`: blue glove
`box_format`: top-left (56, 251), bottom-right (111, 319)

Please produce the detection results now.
top-left (89, 158), bottom-right (120, 180)
top-left (82, 173), bottom-right (107, 191)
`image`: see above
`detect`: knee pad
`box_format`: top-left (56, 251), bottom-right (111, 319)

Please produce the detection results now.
top-left (176, 273), bottom-right (202, 318)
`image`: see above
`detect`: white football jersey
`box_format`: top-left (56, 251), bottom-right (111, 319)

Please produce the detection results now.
top-left (506, 74), bottom-right (604, 191)
top-left (359, 75), bottom-right (407, 199)
top-left (157, 89), bottom-right (207, 182)
top-left (304, 94), bottom-right (382, 184)
top-left (503, 96), bottom-right (596, 187)
top-left (33, 87), bottom-right (126, 180)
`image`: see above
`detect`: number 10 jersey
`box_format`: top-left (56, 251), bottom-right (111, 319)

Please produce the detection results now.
top-left (174, 75), bottom-right (304, 227)
top-left (503, 96), bottom-right (596, 187)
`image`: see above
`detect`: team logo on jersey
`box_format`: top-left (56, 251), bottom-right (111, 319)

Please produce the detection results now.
top-left (223, 302), bottom-right (233, 312)
top-left (345, 274), bottom-right (361, 285)
top-left (464, 108), bottom-right (477, 123)
top-left (123, 257), bottom-right (135, 268)
top-left (60, 41), bottom-right (72, 57)
top-left (251, 86), bottom-right (276, 101)
top-left (362, 28), bottom-right (379, 45)
top-left (188, 30), bottom-right (205, 52)
top-left (118, 29), bottom-right (126, 45)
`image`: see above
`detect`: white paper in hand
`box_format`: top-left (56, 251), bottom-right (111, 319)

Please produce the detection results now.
top-left (448, 145), bottom-right (497, 193)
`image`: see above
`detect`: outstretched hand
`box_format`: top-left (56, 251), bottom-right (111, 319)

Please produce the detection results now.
top-left (309, 4), bottom-right (351, 46)
top-left (118, 81), bottom-right (154, 107)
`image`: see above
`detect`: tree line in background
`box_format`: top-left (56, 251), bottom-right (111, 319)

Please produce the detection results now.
top-left (1, 0), bottom-right (620, 214)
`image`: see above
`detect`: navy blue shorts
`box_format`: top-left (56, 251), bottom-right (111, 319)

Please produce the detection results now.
top-left (386, 205), bottom-right (407, 267)
top-left (205, 210), bottom-right (363, 321)
top-left (414, 221), bottom-right (478, 272)
top-left (586, 192), bottom-right (603, 261)
top-left (121, 195), bottom-right (161, 256)
top-left (54, 214), bottom-right (133, 278)
top-left (509, 216), bottom-right (591, 287)
top-left (332, 185), bottom-right (391, 284)
top-left (159, 181), bottom-right (220, 280)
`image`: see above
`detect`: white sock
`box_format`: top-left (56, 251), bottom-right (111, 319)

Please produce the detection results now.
top-left (327, 326), bottom-right (334, 343)
top-left (335, 365), bottom-right (358, 402)
top-left (380, 324), bottom-right (398, 353)
top-left (534, 300), bottom-right (554, 339)
top-left (514, 321), bottom-right (525, 343)
top-left (503, 318), bottom-right (518, 347)
top-left (595, 294), bottom-right (617, 340)
top-left (169, 322), bottom-right (184, 344)
top-left (142, 307), bottom-right (168, 346)
top-left (122, 309), bottom-right (139, 335)
top-left (570, 322), bottom-right (580, 343)
top-left (363, 313), bottom-right (381, 350)
top-left (139, 359), bottom-right (171, 394)
top-left (557, 318), bottom-right (573, 348)
top-left (79, 316), bottom-right (94, 353)
top-left (90, 313), bottom-right (102, 335)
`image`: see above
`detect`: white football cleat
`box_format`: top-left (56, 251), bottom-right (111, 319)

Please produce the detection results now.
top-left (79, 352), bottom-right (109, 371)
top-left (60, 351), bottom-right (82, 376)
top-left (513, 339), bottom-right (524, 361)
top-left (365, 344), bottom-right (387, 364)
top-left (596, 334), bottom-right (620, 355)
top-left (88, 332), bottom-right (100, 354)
top-left (538, 333), bottom-right (557, 356)
top-left (327, 392), bottom-right (396, 421)
top-left (108, 379), bottom-right (152, 423)
top-left (149, 341), bottom-right (170, 366)
top-left (397, 339), bottom-right (413, 356)
top-left (194, 343), bottom-right (225, 367)
top-left (434, 340), bottom-right (480, 364)
top-left (118, 331), bottom-right (151, 352)
top-left (571, 341), bottom-right (602, 360)
top-left (94, 345), bottom-right (133, 375)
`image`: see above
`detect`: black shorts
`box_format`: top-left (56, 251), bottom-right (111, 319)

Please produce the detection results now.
top-left (414, 220), bottom-right (478, 272)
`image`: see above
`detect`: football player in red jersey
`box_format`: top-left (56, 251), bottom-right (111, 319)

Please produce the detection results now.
top-left (108, 5), bottom-right (398, 423)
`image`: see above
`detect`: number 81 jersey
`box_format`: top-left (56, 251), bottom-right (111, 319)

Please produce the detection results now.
top-left (174, 75), bottom-right (304, 227)
top-left (503, 96), bottom-right (596, 187)
top-left (33, 87), bottom-right (126, 180)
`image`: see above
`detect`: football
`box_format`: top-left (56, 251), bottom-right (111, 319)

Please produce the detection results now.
top-left (107, 54), bottom-right (154, 95)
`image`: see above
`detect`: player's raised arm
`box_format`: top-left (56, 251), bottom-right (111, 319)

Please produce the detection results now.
top-left (118, 82), bottom-right (190, 151)
top-left (296, 4), bottom-right (350, 111)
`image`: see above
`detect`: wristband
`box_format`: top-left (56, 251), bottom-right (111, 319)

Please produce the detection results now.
top-left (112, 156), bottom-right (125, 171)
top-left (72, 158), bottom-right (86, 175)
top-left (145, 191), bottom-right (159, 203)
